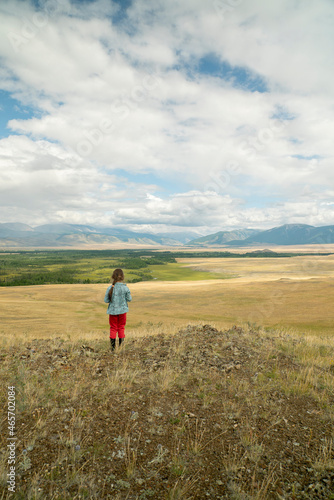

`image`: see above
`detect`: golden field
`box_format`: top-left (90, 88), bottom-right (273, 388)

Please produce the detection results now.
top-left (1, 253), bottom-right (333, 343)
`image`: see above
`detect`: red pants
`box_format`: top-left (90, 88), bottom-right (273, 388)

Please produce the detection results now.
top-left (109, 313), bottom-right (127, 339)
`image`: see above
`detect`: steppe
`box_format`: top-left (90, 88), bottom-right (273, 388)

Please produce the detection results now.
top-left (0, 250), bottom-right (333, 499)
top-left (1, 251), bottom-right (334, 340)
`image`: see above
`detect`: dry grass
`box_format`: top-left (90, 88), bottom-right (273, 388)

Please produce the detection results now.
top-left (177, 254), bottom-right (334, 281)
top-left (1, 323), bottom-right (334, 499)
top-left (1, 271), bottom-right (334, 346)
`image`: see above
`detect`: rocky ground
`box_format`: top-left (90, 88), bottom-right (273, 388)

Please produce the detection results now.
top-left (1, 325), bottom-right (333, 499)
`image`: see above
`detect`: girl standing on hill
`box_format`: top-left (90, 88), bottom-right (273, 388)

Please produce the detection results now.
top-left (104, 268), bottom-right (132, 350)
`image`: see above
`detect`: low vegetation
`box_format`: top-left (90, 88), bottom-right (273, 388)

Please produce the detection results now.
top-left (1, 249), bottom-right (331, 287)
top-left (1, 324), bottom-right (333, 499)
top-left (0, 250), bottom-right (177, 286)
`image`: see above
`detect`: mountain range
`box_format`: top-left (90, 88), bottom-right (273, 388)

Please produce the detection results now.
top-left (0, 223), bottom-right (186, 247)
top-left (0, 223), bottom-right (333, 248)
top-left (226, 224), bottom-right (334, 247)
top-left (188, 224), bottom-right (334, 247)
top-left (187, 228), bottom-right (259, 246)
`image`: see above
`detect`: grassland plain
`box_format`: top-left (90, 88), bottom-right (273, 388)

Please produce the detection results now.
top-left (1, 252), bottom-right (334, 498)
top-left (2, 248), bottom-right (334, 288)
top-left (177, 254), bottom-right (334, 281)
top-left (1, 273), bottom-right (334, 341)
top-left (0, 324), bottom-right (334, 499)
top-left (0, 251), bottom-right (177, 286)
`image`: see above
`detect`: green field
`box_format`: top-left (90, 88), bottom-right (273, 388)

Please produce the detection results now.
top-left (148, 262), bottom-right (234, 280)
top-left (0, 252), bottom-right (227, 285)
top-left (0, 249), bottom-right (328, 286)
top-left (0, 250), bottom-right (176, 286)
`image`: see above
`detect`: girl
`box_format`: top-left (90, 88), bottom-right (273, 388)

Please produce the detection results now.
top-left (104, 268), bottom-right (132, 350)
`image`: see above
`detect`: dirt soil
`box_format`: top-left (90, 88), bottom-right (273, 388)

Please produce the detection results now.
top-left (1, 325), bottom-right (333, 499)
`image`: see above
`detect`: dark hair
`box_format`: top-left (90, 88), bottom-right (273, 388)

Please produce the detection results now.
top-left (108, 268), bottom-right (124, 301)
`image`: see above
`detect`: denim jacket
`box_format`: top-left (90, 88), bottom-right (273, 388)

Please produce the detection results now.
top-left (104, 282), bottom-right (132, 315)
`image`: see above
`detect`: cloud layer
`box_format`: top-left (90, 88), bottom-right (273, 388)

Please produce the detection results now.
top-left (0, 0), bottom-right (333, 234)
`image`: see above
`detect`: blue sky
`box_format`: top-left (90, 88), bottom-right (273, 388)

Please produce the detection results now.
top-left (0, 0), bottom-right (333, 235)
top-left (197, 53), bottom-right (269, 93)
top-left (0, 91), bottom-right (35, 135)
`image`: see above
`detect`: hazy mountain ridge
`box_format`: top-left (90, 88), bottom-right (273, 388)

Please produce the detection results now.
top-left (225, 224), bottom-right (334, 246)
top-left (0, 223), bottom-right (182, 247)
top-left (0, 223), bottom-right (334, 248)
top-left (187, 228), bottom-right (260, 246)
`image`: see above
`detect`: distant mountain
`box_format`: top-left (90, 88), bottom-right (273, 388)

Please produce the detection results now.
top-left (187, 229), bottom-right (260, 246)
top-left (0, 223), bottom-right (34, 232)
top-left (0, 223), bottom-right (182, 248)
top-left (0, 223), bottom-right (35, 238)
top-left (226, 224), bottom-right (334, 246)
top-left (1, 223), bottom-right (334, 248)
top-left (187, 224), bottom-right (334, 247)
top-left (155, 231), bottom-right (204, 244)
top-left (34, 223), bottom-right (98, 234)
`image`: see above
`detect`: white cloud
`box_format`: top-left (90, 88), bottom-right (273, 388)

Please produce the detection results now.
top-left (0, 0), bottom-right (333, 232)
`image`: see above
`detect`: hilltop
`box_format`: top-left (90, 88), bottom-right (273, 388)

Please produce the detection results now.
top-left (1, 324), bottom-right (333, 499)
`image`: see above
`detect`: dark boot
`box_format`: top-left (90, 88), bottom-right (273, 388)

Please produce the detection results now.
top-left (119, 338), bottom-right (124, 348)
top-left (110, 338), bottom-right (116, 351)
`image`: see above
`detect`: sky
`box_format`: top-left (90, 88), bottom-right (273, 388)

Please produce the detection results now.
top-left (0, 0), bottom-right (333, 236)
